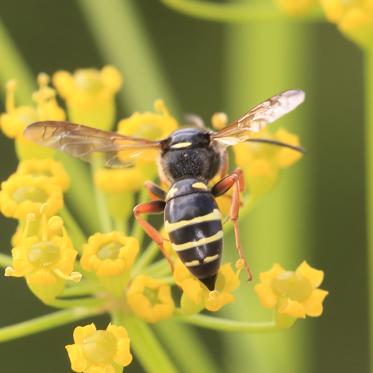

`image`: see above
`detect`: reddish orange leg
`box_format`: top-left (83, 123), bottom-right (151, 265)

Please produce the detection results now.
top-left (211, 168), bottom-right (252, 281)
top-left (133, 201), bottom-right (174, 272)
top-left (144, 181), bottom-right (166, 201)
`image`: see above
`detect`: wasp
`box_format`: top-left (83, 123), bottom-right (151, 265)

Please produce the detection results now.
top-left (24, 89), bottom-right (305, 290)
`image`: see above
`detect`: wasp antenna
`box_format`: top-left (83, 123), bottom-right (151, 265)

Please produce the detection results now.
top-left (247, 138), bottom-right (305, 153)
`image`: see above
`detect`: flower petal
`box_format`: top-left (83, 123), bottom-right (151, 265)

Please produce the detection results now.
top-left (304, 289), bottom-right (329, 317)
top-left (254, 283), bottom-right (278, 308)
top-left (296, 261), bottom-right (324, 288)
top-left (66, 344), bottom-right (88, 372)
top-left (73, 323), bottom-right (97, 344)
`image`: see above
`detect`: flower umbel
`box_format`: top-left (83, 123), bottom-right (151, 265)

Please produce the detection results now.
top-left (0, 66), bottom-right (325, 373)
top-left (66, 323), bottom-right (132, 373)
top-left (255, 261), bottom-right (328, 320)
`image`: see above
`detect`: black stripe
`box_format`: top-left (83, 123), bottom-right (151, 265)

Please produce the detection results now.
top-left (176, 239), bottom-right (223, 263)
top-left (169, 220), bottom-right (222, 245)
top-left (189, 258), bottom-right (221, 280)
top-left (165, 193), bottom-right (217, 223)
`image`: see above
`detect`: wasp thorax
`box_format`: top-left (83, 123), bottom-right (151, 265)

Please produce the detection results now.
top-left (160, 128), bottom-right (221, 183)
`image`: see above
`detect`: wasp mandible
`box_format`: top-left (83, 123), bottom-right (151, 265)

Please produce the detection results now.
top-left (24, 89), bottom-right (305, 290)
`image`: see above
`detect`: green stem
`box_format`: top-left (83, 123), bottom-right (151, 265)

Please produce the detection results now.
top-left (0, 307), bottom-right (101, 343)
top-left (131, 241), bottom-right (160, 277)
top-left (60, 207), bottom-right (87, 251)
top-left (365, 46), bottom-right (373, 373)
top-left (0, 19), bottom-right (34, 102)
top-left (114, 313), bottom-right (178, 373)
top-left (46, 297), bottom-right (103, 309)
top-left (0, 253), bottom-right (12, 268)
top-left (91, 159), bottom-right (112, 233)
top-left (177, 314), bottom-right (279, 333)
top-left (224, 14), bottom-right (313, 373)
top-left (155, 320), bottom-right (219, 373)
top-left (144, 259), bottom-right (170, 278)
top-left (114, 217), bottom-right (127, 235)
top-left (79, 0), bottom-right (179, 113)
top-left (60, 282), bottom-right (96, 297)
top-left (56, 153), bottom-right (100, 235)
top-left (160, 0), bottom-right (324, 23)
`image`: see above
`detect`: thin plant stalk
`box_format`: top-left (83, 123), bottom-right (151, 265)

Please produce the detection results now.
top-left (114, 314), bottom-right (178, 373)
top-left (365, 45), bottom-right (373, 373)
top-left (155, 320), bottom-right (219, 373)
top-left (223, 18), bottom-right (314, 373)
top-left (0, 307), bottom-right (102, 343)
top-left (160, 0), bottom-right (323, 23)
top-left (78, 0), bottom-right (179, 113)
top-left (0, 19), bottom-right (34, 102)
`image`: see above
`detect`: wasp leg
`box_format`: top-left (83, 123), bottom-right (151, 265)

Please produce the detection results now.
top-left (144, 181), bottom-right (166, 201)
top-left (133, 200), bottom-right (174, 272)
top-left (211, 169), bottom-right (252, 281)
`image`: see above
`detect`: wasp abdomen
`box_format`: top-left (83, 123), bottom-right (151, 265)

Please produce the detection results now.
top-left (164, 179), bottom-right (223, 290)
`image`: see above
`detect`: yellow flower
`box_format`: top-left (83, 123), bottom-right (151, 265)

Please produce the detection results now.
top-left (273, 0), bottom-right (318, 16)
top-left (173, 259), bottom-right (242, 314)
top-left (127, 275), bottom-right (175, 323)
top-left (53, 66), bottom-right (122, 130)
top-left (16, 158), bottom-right (70, 191)
top-left (234, 128), bottom-right (302, 198)
top-left (0, 174), bottom-right (63, 219)
top-left (81, 232), bottom-right (139, 277)
top-left (66, 323), bottom-right (132, 373)
top-left (0, 75), bottom-right (65, 159)
top-left (5, 213), bottom-right (81, 302)
top-left (255, 261), bottom-right (328, 319)
top-left (117, 99), bottom-right (177, 144)
top-left (320, 0), bottom-right (373, 47)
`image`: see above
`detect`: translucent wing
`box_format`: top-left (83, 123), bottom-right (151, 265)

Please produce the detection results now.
top-left (24, 121), bottom-right (162, 168)
top-left (211, 89), bottom-right (305, 146)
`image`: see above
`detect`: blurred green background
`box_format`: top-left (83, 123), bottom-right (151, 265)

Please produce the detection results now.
top-left (0, 1), bottom-right (369, 372)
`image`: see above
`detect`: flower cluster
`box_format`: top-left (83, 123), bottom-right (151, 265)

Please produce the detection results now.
top-left (0, 67), bottom-right (327, 373)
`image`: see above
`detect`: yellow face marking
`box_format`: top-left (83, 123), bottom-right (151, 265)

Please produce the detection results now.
top-left (166, 186), bottom-right (178, 200)
top-left (170, 142), bottom-right (192, 149)
top-left (165, 209), bottom-right (221, 232)
top-left (184, 254), bottom-right (220, 267)
top-left (172, 230), bottom-right (223, 252)
top-left (192, 182), bottom-right (208, 191)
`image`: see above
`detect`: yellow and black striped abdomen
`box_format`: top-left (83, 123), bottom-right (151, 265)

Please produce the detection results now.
top-left (165, 180), bottom-right (223, 290)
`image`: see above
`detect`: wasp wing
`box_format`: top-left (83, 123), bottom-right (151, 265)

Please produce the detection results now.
top-left (24, 121), bottom-right (162, 168)
top-left (211, 89), bottom-right (305, 146)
